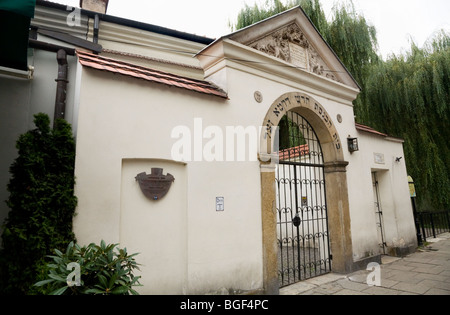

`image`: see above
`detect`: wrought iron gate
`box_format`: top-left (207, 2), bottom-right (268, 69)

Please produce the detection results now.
top-left (276, 111), bottom-right (331, 288)
top-left (372, 172), bottom-right (387, 254)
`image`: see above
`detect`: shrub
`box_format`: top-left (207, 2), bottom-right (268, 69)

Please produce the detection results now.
top-left (0, 114), bottom-right (77, 294)
top-left (35, 240), bottom-right (141, 295)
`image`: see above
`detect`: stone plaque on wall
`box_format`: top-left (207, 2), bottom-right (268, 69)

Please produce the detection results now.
top-left (374, 153), bottom-right (385, 165)
top-left (289, 43), bottom-right (308, 69)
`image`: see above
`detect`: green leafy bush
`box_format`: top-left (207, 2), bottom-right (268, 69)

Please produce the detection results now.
top-left (35, 240), bottom-right (141, 295)
top-left (0, 114), bottom-right (77, 294)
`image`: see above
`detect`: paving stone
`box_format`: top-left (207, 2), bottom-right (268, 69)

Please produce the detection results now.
top-left (306, 273), bottom-right (345, 286)
top-left (379, 269), bottom-right (397, 279)
top-left (299, 289), bottom-right (326, 295)
top-left (279, 282), bottom-right (316, 295)
top-left (424, 288), bottom-right (450, 295)
top-left (429, 260), bottom-right (450, 268)
top-left (337, 279), bottom-right (371, 291)
top-left (386, 264), bottom-right (415, 271)
top-left (403, 257), bottom-right (434, 264)
top-left (347, 272), bottom-right (370, 284)
top-left (413, 272), bottom-right (447, 282)
top-left (391, 282), bottom-right (430, 294)
top-left (362, 286), bottom-right (401, 295)
top-left (412, 265), bottom-right (446, 275)
top-left (386, 271), bottom-right (423, 284)
top-left (398, 291), bottom-right (420, 295)
top-left (280, 233), bottom-right (450, 296)
top-left (381, 256), bottom-right (402, 264)
top-left (406, 262), bottom-right (435, 269)
top-left (417, 279), bottom-right (450, 291)
top-left (306, 283), bottom-right (342, 295)
top-left (439, 271), bottom-right (450, 277)
top-left (379, 278), bottom-right (399, 288)
top-left (333, 289), bottom-right (369, 295)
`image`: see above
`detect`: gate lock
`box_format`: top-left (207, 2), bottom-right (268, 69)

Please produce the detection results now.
top-left (293, 213), bottom-right (301, 227)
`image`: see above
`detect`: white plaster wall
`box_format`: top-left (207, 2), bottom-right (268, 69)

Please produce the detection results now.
top-left (347, 132), bottom-right (417, 260)
top-left (73, 68), bottom-right (265, 294)
top-left (73, 58), bottom-right (359, 293)
top-left (120, 159), bottom-right (187, 295)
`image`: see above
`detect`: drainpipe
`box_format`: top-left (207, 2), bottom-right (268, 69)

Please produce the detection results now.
top-left (93, 14), bottom-right (100, 44)
top-left (54, 49), bottom-right (68, 128)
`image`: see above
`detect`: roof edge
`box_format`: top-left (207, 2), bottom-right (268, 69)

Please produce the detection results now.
top-left (76, 49), bottom-right (228, 99)
top-left (36, 0), bottom-right (215, 45)
top-left (198, 5), bottom-right (361, 91)
top-left (356, 123), bottom-right (388, 137)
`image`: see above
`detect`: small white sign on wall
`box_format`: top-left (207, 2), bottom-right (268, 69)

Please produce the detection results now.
top-left (216, 197), bottom-right (224, 211)
top-left (374, 153), bottom-right (385, 165)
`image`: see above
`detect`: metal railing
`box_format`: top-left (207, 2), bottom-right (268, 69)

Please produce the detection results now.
top-left (417, 211), bottom-right (450, 241)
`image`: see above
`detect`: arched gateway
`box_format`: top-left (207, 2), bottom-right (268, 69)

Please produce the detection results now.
top-left (260, 92), bottom-right (354, 294)
top-left (276, 110), bottom-right (331, 287)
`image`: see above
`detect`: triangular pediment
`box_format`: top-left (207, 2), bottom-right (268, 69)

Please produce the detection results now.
top-left (245, 23), bottom-right (340, 82)
top-left (226, 7), bottom-right (359, 89)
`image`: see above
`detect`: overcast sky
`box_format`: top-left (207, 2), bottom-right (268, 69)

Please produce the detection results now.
top-left (55, 0), bottom-right (450, 59)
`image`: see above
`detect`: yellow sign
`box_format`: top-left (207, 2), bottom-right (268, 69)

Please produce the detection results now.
top-left (408, 176), bottom-right (416, 198)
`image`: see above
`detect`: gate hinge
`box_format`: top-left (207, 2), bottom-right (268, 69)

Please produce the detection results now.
top-left (329, 254), bottom-right (333, 260)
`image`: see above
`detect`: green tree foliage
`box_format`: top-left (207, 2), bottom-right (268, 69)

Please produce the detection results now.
top-left (325, 1), bottom-right (379, 121)
top-left (279, 115), bottom-right (306, 150)
top-left (230, 0), bottom-right (329, 36)
top-left (364, 32), bottom-right (450, 211)
top-left (0, 113), bottom-right (77, 294)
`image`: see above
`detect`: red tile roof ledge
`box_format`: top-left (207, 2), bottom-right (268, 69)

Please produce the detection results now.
top-left (76, 50), bottom-right (228, 99)
top-left (278, 144), bottom-right (310, 161)
top-left (355, 123), bottom-right (388, 137)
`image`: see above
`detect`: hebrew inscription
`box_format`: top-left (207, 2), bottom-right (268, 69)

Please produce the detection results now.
top-left (263, 93), bottom-right (342, 152)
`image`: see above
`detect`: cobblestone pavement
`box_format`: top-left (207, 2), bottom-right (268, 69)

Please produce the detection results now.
top-left (280, 233), bottom-right (450, 295)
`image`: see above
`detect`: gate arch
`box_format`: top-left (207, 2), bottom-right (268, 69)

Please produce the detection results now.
top-left (260, 92), bottom-right (354, 294)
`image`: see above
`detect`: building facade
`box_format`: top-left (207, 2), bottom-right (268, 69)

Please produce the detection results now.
top-left (0, 1), bottom-right (417, 295)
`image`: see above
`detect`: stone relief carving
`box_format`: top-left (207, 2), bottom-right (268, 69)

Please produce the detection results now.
top-left (248, 23), bottom-right (340, 82)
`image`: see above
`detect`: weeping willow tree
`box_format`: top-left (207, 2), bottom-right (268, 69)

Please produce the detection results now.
top-left (230, 0), bottom-right (329, 36)
top-left (364, 31), bottom-right (450, 211)
top-left (325, 1), bottom-right (379, 121)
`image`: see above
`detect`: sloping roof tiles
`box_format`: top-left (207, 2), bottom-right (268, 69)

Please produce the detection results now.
top-left (278, 144), bottom-right (310, 161)
top-left (355, 123), bottom-right (388, 137)
top-left (76, 50), bottom-right (228, 99)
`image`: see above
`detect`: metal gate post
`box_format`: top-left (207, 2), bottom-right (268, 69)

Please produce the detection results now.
top-left (430, 213), bottom-right (436, 238)
top-left (419, 213), bottom-right (427, 243)
top-left (446, 211), bottom-right (450, 232)
top-left (411, 197), bottom-right (423, 246)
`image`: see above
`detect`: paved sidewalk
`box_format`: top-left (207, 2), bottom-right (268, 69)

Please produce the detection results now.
top-left (280, 233), bottom-right (450, 295)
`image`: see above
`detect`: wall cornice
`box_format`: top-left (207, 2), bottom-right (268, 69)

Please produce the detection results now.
top-left (198, 39), bottom-right (360, 105)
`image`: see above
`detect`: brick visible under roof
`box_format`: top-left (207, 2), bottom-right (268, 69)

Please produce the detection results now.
top-left (76, 50), bottom-right (228, 99)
